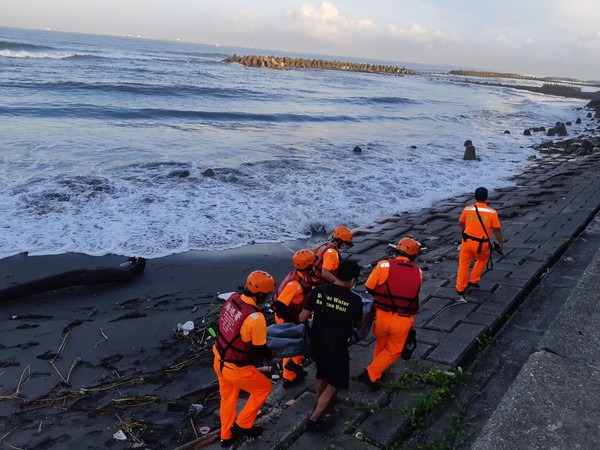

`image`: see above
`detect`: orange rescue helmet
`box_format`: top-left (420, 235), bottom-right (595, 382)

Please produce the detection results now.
top-left (246, 270), bottom-right (276, 294)
top-left (396, 237), bottom-right (420, 258)
top-left (333, 225), bottom-right (353, 245)
top-left (293, 249), bottom-right (316, 270)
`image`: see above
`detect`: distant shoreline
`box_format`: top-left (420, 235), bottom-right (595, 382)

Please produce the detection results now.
top-left (223, 54), bottom-right (600, 101)
top-left (444, 77), bottom-right (600, 101)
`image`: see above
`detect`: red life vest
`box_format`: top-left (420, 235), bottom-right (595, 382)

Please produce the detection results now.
top-left (215, 293), bottom-right (259, 366)
top-left (273, 270), bottom-right (312, 320)
top-left (312, 242), bottom-right (339, 285)
top-left (372, 260), bottom-right (421, 315)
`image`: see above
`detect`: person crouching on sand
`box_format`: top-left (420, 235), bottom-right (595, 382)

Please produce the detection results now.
top-left (212, 270), bottom-right (276, 447)
top-left (273, 249), bottom-right (315, 388)
top-left (312, 225), bottom-right (354, 285)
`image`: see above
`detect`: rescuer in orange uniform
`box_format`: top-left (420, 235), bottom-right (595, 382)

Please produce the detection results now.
top-left (273, 249), bottom-right (315, 388)
top-left (456, 187), bottom-right (503, 300)
top-left (357, 237), bottom-right (422, 390)
top-left (312, 225), bottom-right (354, 285)
top-left (213, 270), bottom-right (276, 447)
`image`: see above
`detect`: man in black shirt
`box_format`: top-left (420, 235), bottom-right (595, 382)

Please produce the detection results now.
top-left (299, 259), bottom-right (363, 432)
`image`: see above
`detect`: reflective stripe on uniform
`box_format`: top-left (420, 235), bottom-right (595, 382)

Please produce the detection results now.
top-left (464, 206), bottom-right (496, 214)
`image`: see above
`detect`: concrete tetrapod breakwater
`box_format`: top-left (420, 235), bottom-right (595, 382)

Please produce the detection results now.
top-left (222, 54), bottom-right (418, 75)
top-left (199, 119), bottom-right (600, 449)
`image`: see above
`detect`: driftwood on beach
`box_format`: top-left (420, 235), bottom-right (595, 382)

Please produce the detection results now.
top-left (0, 257), bottom-right (146, 303)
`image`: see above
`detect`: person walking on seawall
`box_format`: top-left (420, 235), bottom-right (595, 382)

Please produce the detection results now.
top-left (299, 260), bottom-right (364, 432)
top-left (357, 237), bottom-right (422, 390)
top-left (312, 225), bottom-right (354, 285)
top-left (456, 187), bottom-right (503, 301)
top-left (273, 249), bottom-right (315, 388)
top-left (212, 271), bottom-right (276, 447)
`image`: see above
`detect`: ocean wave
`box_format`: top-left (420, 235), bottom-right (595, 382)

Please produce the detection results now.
top-left (366, 96), bottom-right (418, 105)
top-left (0, 80), bottom-right (259, 99)
top-left (0, 105), bottom-right (363, 123)
top-left (0, 49), bottom-right (91, 59)
top-left (0, 40), bottom-right (52, 51)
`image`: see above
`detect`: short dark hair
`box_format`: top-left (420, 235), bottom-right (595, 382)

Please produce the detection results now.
top-left (475, 187), bottom-right (488, 201)
top-left (336, 259), bottom-right (361, 281)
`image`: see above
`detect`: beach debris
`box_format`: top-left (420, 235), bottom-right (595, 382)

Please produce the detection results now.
top-left (217, 292), bottom-right (234, 301)
top-left (176, 321), bottom-right (195, 335)
top-left (10, 314), bottom-right (53, 320)
top-left (113, 430), bottom-right (127, 440)
top-left (189, 403), bottom-right (204, 413)
top-left (198, 426), bottom-right (211, 435)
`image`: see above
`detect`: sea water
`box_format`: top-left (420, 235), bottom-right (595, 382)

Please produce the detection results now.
top-left (0, 27), bottom-right (588, 259)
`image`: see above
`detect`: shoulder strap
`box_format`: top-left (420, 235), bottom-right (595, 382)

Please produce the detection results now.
top-left (474, 205), bottom-right (490, 240)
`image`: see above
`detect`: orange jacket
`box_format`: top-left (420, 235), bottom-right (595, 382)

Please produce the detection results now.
top-left (460, 202), bottom-right (501, 240)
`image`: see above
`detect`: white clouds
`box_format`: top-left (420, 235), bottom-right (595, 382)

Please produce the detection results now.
top-left (386, 23), bottom-right (458, 46)
top-left (288, 1), bottom-right (375, 42)
top-left (1, 0), bottom-right (599, 78)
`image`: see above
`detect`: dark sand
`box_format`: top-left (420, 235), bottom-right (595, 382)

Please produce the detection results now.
top-left (0, 240), bottom-right (320, 449)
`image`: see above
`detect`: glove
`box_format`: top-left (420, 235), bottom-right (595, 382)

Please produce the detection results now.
top-left (273, 300), bottom-right (297, 323)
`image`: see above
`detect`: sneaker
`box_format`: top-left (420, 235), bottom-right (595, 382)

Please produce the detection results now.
top-left (220, 437), bottom-right (235, 447)
top-left (231, 422), bottom-right (263, 438)
top-left (468, 282), bottom-right (480, 288)
top-left (284, 360), bottom-right (309, 378)
top-left (306, 419), bottom-right (333, 433)
top-left (357, 369), bottom-right (382, 391)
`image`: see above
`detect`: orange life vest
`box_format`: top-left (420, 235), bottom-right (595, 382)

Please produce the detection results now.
top-left (273, 270), bottom-right (312, 320)
top-left (312, 242), bottom-right (339, 285)
top-left (372, 260), bottom-right (421, 315)
top-left (215, 293), bottom-right (258, 366)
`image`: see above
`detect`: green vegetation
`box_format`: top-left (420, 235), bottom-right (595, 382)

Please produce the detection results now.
top-left (385, 367), bottom-right (468, 449)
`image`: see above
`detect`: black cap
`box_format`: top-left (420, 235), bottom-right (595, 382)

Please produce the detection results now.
top-left (336, 260), bottom-right (361, 281)
top-left (475, 187), bottom-right (488, 201)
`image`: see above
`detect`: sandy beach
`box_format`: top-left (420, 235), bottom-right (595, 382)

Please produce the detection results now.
top-left (0, 242), bottom-right (315, 449)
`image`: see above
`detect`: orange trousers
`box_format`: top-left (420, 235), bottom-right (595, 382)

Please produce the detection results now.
top-left (275, 316), bottom-right (304, 381)
top-left (456, 240), bottom-right (490, 292)
top-left (212, 350), bottom-right (272, 440)
top-left (366, 309), bottom-right (413, 382)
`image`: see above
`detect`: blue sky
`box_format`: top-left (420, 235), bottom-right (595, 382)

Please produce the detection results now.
top-left (2, 0), bottom-right (599, 79)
